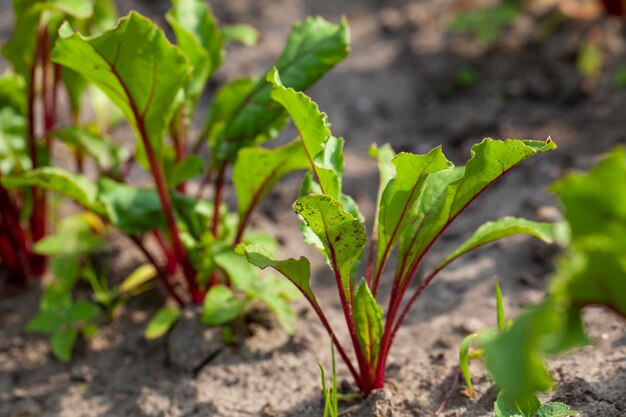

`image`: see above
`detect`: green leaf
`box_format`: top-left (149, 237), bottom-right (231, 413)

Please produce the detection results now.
top-left (256, 290), bottom-right (296, 334)
top-left (0, 72), bottom-right (26, 114)
top-left (459, 333), bottom-right (478, 394)
top-left (0, 107), bottom-right (29, 174)
top-left (1, 167), bottom-right (103, 213)
top-left (52, 12), bottom-right (191, 157)
top-left (268, 69), bottom-right (340, 198)
top-left (551, 147), bottom-right (626, 317)
top-left (353, 280), bottom-right (383, 370)
top-left (4, 1), bottom-right (93, 80)
top-left (438, 217), bottom-right (555, 269)
top-left (26, 311), bottom-right (61, 333)
top-left (166, 155), bottom-right (204, 188)
top-left (369, 143), bottom-right (395, 211)
top-left (211, 16), bottom-right (349, 157)
top-left (118, 264), bottom-right (157, 294)
top-left (243, 244), bottom-right (315, 301)
top-left (166, 0), bottom-right (221, 106)
top-left (51, 126), bottom-right (126, 171)
top-left (34, 212), bottom-right (105, 256)
top-left (50, 255), bottom-right (80, 288)
top-left (496, 281), bottom-right (505, 332)
top-left (233, 139), bottom-right (309, 220)
top-left (537, 402), bottom-right (576, 417)
top-left (66, 300), bottom-right (101, 323)
top-left (98, 178), bottom-right (165, 233)
top-left (450, 3), bottom-right (520, 47)
top-left (377, 147), bottom-right (453, 270)
top-left (398, 138), bottom-right (556, 280)
top-left (294, 195), bottom-right (367, 298)
top-left (494, 391), bottom-right (541, 417)
top-left (201, 285), bottom-right (246, 326)
top-left (481, 301), bottom-right (559, 398)
top-left (145, 307), bottom-right (182, 340)
top-left (213, 247), bottom-right (258, 292)
top-left (50, 328), bottom-right (78, 362)
top-left (222, 24), bottom-right (259, 46)
top-left (61, 68), bottom-right (89, 118)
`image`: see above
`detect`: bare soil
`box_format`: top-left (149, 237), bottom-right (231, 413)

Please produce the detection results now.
top-left (1, 0), bottom-right (625, 416)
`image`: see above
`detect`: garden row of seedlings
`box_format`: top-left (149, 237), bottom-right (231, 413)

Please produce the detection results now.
top-left (0, 1), bottom-right (623, 416)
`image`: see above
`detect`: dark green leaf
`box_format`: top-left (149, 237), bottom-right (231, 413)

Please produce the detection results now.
top-left (51, 126), bottom-right (126, 170)
top-left (66, 300), bottom-right (101, 323)
top-left (26, 311), bottom-right (61, 333)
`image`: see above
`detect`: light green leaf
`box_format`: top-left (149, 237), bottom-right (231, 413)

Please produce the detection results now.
top-left (496, 281), bottom-right (505, 332)
top-left (66, 300), bottom-right (102, 323)
top-left (234, 139), bottom-right (309, 220)
top-left (294, 195), bottom-right (367, 298)
top-left (201, 285), bottom-right (246, 326)
top-left (118, 264), bottom-right (157, 294)
top-left (50, 126), bottom-right (126, 171)
top-left (268, 69), bottom-right (340, 198)
top-left (34, 212), bottom-right (105, 257)
top-left (459, 333), bottom-right (478, 394)
top-left (377, 147), bottom-right (452, 270)
top-left (551, 147), bottom-right (626, 317)
top-left (213, 247), bottom-right (258, 292)
top-left (369, 143), bottom-right (395, 212)
top-left (0, 72), bottom-right (26, 114)
top-left (50, 328), bottom-right (78, 362)
top-left (222, 24), bottom-right (259, 46)
top-left (52, 12), bottom-right (191, 157)
top-left (243, 244), bottom-right (314, 301)
top-left (494, 391), bottom-right (541, 417)
top-left (1, 167), bottom-right (103, 213)
top-left (538, 402), bottom-right (576, 417)
top-left (145, 307), bottom-right (181, 340)
top-left (353, 280), bottom-right (383, 370)
top-left (0, 107), bottom-right (29, 173)
top-left (50, 255), bottom-right (80, 288)
top-left (398, 139), bottom-right (556, 280)
top-left (61, 68), bottom-right (89, 119)
top-left (256, 290), bottom-right (296, 334)
top-left (166, 0), bottom-right (221, 106)
top-left (438, 217), bottom-right (555, 269)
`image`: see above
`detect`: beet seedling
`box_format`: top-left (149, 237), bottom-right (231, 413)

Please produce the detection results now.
top-left (3, 1), bottom-right (350, 340)
top-left (458, 282), bottom-right (576, 417)
top-left (244, 69), bottom-right (557, 395)
top-left (0, 0), bottom-right (118, 288)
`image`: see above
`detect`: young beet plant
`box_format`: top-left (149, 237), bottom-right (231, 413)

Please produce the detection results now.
top-left (244, 70), bottom-right (557, 395)
top-left (3, 0), bottom-right (350, 339)
top-left (0, 0), bottom-right (116, 288)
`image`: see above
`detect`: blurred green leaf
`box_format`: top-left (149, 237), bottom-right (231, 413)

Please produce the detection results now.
top-left (201, 285), bottom-right (246, 326)
top-left (222, 24), bottom-right (259, 46)
top-left (145, 307), bottom-right (181, 340)
top-left (50, 328), bottom-right (78, 362)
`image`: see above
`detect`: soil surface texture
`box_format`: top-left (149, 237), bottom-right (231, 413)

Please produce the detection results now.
top-left (0, 0), bottom-right (625, 416)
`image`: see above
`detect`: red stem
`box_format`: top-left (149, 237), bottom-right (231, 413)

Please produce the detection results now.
top-left (106, 58), bottom-right (202, 303)
top-left (174, 107), bottom-right (187, 194)
top-left (129, 235), bottom-right (185, 307)
top-left (0, 186), bottom-right (28, 286)
top-left (153, 230), bottom-right (178, 275)
top-left (211, 162), bottom-right (226, 239)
